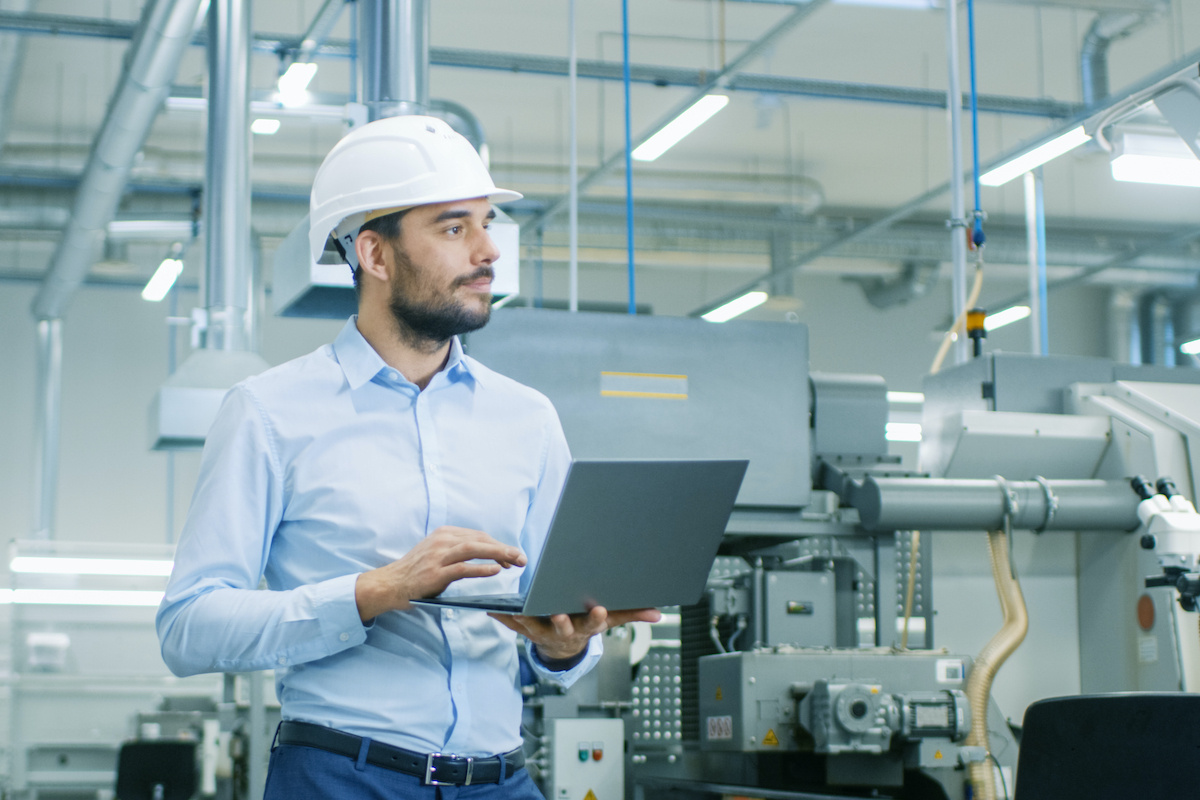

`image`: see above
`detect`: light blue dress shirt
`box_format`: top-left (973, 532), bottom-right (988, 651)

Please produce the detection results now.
top-left (157, 317), bottom-right (600, 757)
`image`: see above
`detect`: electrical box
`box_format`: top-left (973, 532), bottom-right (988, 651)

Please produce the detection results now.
top-left (549, 718), bottom-right (624, 800)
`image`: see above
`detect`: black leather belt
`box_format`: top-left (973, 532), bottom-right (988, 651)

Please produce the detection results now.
top-left (276, 721), bottom-right (523, 786)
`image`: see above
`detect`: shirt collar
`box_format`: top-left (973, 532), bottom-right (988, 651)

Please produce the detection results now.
top-left (333, 316), bottom-right (482, 390)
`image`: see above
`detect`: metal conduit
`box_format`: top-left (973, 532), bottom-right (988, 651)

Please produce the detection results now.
top-left (1081, 11), bottom-right (1150, 107)
top-left (205, 0), bottom-right (252, 352)
top-left (30, 0), bottom-right (204, 321)
top-left (852, 477), bottom-right (1141, 533)
top-left (359, 0), bottom-right (428, 120)
top-left (31, 319), bottom-right (62, 540)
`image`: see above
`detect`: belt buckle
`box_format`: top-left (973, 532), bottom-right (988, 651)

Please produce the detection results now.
top-left (424, 753), bottom-right (474, 786)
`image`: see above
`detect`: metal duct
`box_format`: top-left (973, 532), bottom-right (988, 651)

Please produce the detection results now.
top-left (150, 0), bottom-right (268, 450)
top-left (31, 319), bottom-right (62, 539)
top-left (30, 0), bottom-right (205, 321)
top-left (848, 261), bottom-right (940, 310)
top-left (358, 0), bottom-right (428, 120)
top-left (1080, 11), bottom-right (1151, 107)
top-left (204, 0), bottom-right (252, 352)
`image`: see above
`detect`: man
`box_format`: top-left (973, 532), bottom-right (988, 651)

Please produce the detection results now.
top-left (157, 115), bottom-right (659, 799)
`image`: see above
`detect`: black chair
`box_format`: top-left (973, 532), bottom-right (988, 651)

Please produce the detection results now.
top-left (115, 740), bottom-right (198, 800)
top-left (1014, 693), bottom-right (1200, 799)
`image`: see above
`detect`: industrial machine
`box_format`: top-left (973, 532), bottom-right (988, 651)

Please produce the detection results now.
top-left (466, 310), bottom-right (1200, 800)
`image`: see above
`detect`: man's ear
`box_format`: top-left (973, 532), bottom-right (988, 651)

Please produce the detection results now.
top-left (355, 230), bottom-right (390, 283)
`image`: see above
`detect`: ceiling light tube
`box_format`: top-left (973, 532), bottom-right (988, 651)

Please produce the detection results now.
top-left (885, 422), bottom-right (923, 442)
top-left (980, 126), bottom-right (1091, 187)
top-left (984, 305), bottom-right (1032, 331)
top-left (1180, 338), bottom-right (1200, 355)
top-left (278, 62), bottom-right (318, 107)
top-left (701, 290), bottom-right (768, 323)
top-left (10, 556), bottom-right (174, 577)
top-left (141, 258), bottom-right (184, 302)
top-left (251, 118), bottom-right (281, 135)
top-left (886, 391), bottom-right (925, 404)
top-left (0, 589), bottom-right (165, 607)
top-left (632, 94), bottom-right (729, 162)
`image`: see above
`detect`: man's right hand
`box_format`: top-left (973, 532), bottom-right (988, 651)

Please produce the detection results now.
top-left (354, 526), bottom-right (526, 622)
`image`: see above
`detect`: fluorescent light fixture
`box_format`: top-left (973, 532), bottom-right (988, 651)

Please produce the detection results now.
top-left (0, 589), bottom-right (164, 607)
top-left (251, 118), bottom-right (281, 135)
top-left (984, 305), bottom-right (1032, 331)
top-left (1111, 132), bottom-right (1200, 188)
top-left (980, 126), bottom-right (1091, 187)
top-left (701, 290), bottom-right (768, 323)
top-left (632, 94), bottom-right (729, 162)
top-left (10, 556), bottom-right (173, 577)
top-left (885, 422), bottom-right (923, 442)
top-left (278, 62), bottom-right (318, 107)
top-left (1181, 337), bottom-right (1200, 355)
top-left (141, 258), bottom-right (184, 302)
top-left (887, 391), bottom-right (925, 404)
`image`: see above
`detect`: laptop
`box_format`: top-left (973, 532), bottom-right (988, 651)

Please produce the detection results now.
top-left (412, 459), bottom-right (748, 616)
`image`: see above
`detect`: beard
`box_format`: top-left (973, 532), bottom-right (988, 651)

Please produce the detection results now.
top-left (388, 246), bottom-right (492, 344)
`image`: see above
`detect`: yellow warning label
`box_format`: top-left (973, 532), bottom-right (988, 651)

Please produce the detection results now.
top-left (934, 750), bottom-right (944, 761)
top-left (715, 686), bottom-right (723, 701)
top-left (583, 791), bottom-right (598, 800)
top-left (762, 729), bottom-right (779, 746)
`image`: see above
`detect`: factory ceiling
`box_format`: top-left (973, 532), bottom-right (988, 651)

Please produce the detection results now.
top-left (0, 0), bottom-right (1198, 318)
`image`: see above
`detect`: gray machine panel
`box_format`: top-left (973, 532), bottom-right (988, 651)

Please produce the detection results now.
top-left (465, 309), bottom-right (810, 508)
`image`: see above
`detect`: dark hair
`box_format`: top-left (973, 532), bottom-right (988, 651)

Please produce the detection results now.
top-left (346, 208), bottom-right (411, 290)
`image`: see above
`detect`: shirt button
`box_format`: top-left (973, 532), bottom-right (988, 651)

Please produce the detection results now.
top-left (277, 657), bottom-right (286, 665)
top-left (388, 370), bottom-right (399, 381)
top-left (428, 463), bottom-right (438, 473)
top-left (339, 633), bottom-right (349, 642)
top-left (445, 609), bottom-right (457, 620)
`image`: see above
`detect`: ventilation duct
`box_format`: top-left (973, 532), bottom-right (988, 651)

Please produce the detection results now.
top-left (150, 0), bottom-right (268, 450)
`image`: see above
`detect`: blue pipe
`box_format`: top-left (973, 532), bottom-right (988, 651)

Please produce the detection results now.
top-left (966, 0), bottom-right (985, 248)
top-left (622, 0), bottom-right (636, 314)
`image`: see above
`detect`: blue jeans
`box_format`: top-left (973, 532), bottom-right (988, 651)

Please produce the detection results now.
top-left (263, 743), bottom-right (546, 800)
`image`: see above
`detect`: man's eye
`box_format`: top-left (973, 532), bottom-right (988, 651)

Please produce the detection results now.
top-left (448, 225), bottom-right (463, 235)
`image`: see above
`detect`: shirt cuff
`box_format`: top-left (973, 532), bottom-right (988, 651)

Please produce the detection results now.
top-left (526, 634), bottom-right (603, 687)
top-left (315, 572), bottom-right (370, 653)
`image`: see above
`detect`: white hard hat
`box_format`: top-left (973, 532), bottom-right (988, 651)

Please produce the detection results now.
top-left (308, 115), bottom-right (522, 264)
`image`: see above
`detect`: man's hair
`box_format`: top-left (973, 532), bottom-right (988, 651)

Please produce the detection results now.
top-left (349, 208), bottom-right (410, 291)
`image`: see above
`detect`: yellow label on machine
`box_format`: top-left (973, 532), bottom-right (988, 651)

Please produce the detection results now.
top-left (599, 371), bottom-right (688, 400)
top-left (762, 729), bottom-right (779, 746)
top-left (583, 791), bottom-right (598, 800)
top-left (715, 686), bottom-right (723, 701)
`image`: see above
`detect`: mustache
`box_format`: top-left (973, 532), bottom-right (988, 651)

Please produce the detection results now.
top-left (455, 267), bottom-right (495, 287)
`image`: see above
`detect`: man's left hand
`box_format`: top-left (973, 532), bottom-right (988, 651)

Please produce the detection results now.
top-left (489, 606), bottom-right (662, 662)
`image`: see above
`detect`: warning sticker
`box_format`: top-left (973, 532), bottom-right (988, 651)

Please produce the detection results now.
top-left (706, 715), bottom-right (733, 740)
top-left (762, 729), bottom-right (779, 746)
top-left (583, 791), bottom-right (597, 800)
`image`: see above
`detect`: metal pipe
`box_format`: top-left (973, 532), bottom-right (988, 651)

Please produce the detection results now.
top-left (1023, 169), bottom-right (1048, 355)
top-left (284, 0), bottom-right (345, 67)
top-left (30, 0), bottom-right (205, 320)
top-left (1081, 12), bottom-right (1148, 107)
top-left (358, 0), bottom-right (428, 120)
top-left (853, 477), bottom-right (1141, 533)
top-left (204, 0), bottom-right (252, 352)
top-left (946, 0), bottom-right (969, 366)
top-left (31, 318), bottom-right (62, 540)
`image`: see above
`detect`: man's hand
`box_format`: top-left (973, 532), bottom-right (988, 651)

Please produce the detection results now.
top-left (490, 606), bottom-right (663, 662)
top-left (355, 526), bottom-right (525, 622)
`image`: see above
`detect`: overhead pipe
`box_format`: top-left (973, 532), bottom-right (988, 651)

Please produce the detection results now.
top-left (1081, 11), bottom-right (1152, 107)
top-left (31, 319), bottom-right (62, 540)
top-left (358, 0), bottom-right (428, 121)
top-left (945, 0), bottom-right (969, 366)
top-left (30, 0), bottom-right (205, 321)
top-left (204, 0), bottom-right (252, 351)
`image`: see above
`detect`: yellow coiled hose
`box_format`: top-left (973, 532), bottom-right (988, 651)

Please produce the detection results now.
top-left (964, 528), bottom-right (1028, 800)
